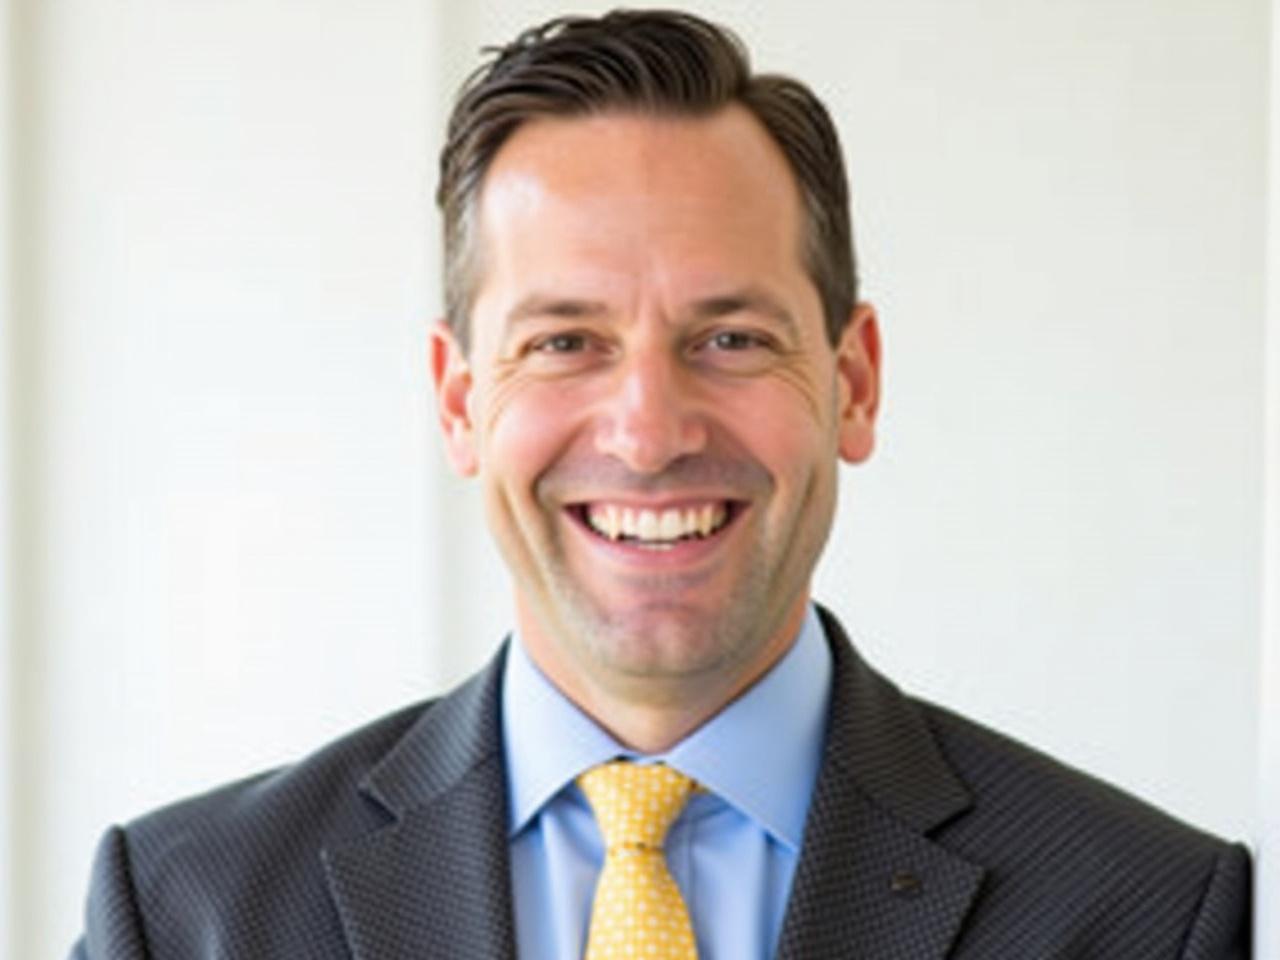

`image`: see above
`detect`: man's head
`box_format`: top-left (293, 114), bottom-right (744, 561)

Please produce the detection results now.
top-left (437, 9), bottom-right (858, 353)
top-left (431, 10), bottom-right (880, 750)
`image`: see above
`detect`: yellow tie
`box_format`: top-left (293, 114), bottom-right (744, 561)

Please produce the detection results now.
top-left (577, 761), bottom-right (700, 960)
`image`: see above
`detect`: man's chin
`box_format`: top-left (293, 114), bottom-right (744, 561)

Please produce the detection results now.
top-left (573, 602), bottom-right (747, 679)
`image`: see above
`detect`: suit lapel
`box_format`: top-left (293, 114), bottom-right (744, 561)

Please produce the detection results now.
top-left (316, 614), bottom-right (985, 959)
top-left (776, 609), bottom-right (986, 959)
top-left (321, 648), bottom-right (517, 960)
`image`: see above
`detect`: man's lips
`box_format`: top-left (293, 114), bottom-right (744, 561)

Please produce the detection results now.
top-left (568, 500), bottom-right (742, 548)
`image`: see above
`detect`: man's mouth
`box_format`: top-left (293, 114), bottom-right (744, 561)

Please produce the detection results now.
top-left (573, 501), bottom-right (737, 549)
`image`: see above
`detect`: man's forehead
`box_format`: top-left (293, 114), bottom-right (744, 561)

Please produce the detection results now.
top-left (478, 106), bottom-right (800, 221)
top-left (460, 107), bottom-right (821, 355)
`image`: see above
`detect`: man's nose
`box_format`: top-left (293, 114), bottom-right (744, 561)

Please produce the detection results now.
top-left (593, 348), bottom-right (708, 474)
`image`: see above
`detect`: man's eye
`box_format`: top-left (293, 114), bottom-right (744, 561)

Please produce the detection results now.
top-left (534, 333), bottom-right (587, 353)
top-left (707, 330), bottom-right (766, 351)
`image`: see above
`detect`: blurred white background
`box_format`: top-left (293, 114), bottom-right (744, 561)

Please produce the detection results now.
top-left (2, 0), bottom-right (1275, 956)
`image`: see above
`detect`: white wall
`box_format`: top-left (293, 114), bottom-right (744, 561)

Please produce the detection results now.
top-left (1259, 0), bottom-right (1280, 953)
top-left (12, 2), bottom-right (441, 956)
top-left (819, 0), bottom-right (1266, 843)
top-left (2, 0), bottom-right (16, 955)
top-left (3, 1), bottom-right (1269, 956)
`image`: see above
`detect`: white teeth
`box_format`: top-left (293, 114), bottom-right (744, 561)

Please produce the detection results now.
top-left (659, 509), bottom-right (683, 540)
top-left (584, 502), bottom-right (730, 543)
top-left (637, 511), bottom-right (660, 540)
top-left (698, 504), bottom-right (713, 536)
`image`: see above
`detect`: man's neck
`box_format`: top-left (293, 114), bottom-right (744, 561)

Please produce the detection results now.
top-left (515, 598), bottom-right (810, 754)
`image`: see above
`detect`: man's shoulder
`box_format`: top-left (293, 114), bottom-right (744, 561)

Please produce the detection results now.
top-left (117, 697), bottom-right (432, 870)
top-left (76, 647), bottom-right (513, 958)
top-left (819, 608), bottom-right (1241, 864)
top-left (916, 694), bottom-right (1234, 856)
top-left (908, 694), bottom-right (1250, 953)
top-left (123, 641), bottom-right (510, 853)
top-left (78, 697), bottom-right (451, 957)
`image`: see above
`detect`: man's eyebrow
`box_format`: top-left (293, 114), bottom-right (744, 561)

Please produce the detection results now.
top-left (504, 294), bottom-right (610, 327)
top-left (502, 288), bottom-right (801, 335)
top-left (688, 289), bottom-right (800, 338)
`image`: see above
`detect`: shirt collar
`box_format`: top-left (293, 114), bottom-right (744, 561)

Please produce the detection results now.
top-left (501, 605), bottom-right (832, 851)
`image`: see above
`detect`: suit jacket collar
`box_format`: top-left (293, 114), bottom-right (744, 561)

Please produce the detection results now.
top-left (322, 644), bottom-right (518, 960)
top-left (815, 606), bottom-right (973, 832)
top-left (774, 607), bottom-right (985, 958)
top-left (321, 609), bottom-right (985, 959)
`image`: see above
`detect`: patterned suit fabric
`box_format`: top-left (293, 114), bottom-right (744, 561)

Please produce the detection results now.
top-left (70, 608), bottom-right (1251, 958)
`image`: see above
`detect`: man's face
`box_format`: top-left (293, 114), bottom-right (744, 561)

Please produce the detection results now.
top-left (433, 106), bottom-right (879, 728)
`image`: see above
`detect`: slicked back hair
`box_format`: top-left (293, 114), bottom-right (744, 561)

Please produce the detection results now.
top-left (437, 9), bottom-right (857, 350)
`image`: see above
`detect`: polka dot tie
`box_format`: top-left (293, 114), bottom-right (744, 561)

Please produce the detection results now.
top-left (577, 761), bottom-right (700, 960)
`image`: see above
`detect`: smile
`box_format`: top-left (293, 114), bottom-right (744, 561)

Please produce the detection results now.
top-left (575, 501), bottom-right (736, 549)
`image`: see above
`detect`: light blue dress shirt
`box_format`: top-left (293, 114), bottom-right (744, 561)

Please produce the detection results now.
top-left (501, 606), bottom-right (832, 960)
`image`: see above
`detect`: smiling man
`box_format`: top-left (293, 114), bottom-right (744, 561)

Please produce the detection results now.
top-left (73, 10), bottom-right (1249, 959)
top-left (434, 103), bottom-right (877, 757)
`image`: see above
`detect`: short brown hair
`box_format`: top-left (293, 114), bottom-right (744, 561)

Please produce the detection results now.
top-left (437, 9), bottom-right (856, 350)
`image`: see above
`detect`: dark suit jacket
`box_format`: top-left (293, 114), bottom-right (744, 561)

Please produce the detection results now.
top-left (72, 610), bottom-right (1251, 958)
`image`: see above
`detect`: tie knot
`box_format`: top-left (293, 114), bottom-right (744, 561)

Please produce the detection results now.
top-left (577, 761), bottom-right (696, 852)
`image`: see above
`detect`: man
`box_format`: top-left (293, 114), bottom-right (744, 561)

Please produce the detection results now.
top-left (73, 10), bottom-right (1250, 959)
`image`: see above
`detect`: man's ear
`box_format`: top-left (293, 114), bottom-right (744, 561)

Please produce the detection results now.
top-left (429, 320), bottom-right (479, 477)
top-left (835, 302), bottom-right (881, 464)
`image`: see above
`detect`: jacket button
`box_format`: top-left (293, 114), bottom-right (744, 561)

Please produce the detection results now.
top-left (889, 870), bottom-right (923, 897)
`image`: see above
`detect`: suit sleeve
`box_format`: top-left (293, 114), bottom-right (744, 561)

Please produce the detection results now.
top-left (69, 826), bottom-right (151, 960)
top-left (1179, 842), bottom-right (1252, 960)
